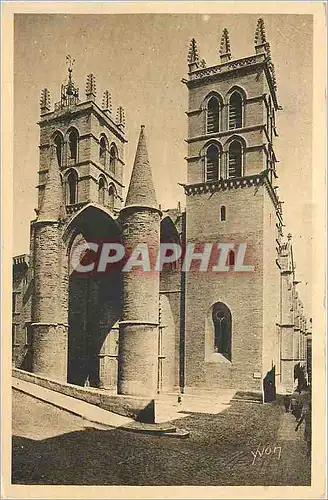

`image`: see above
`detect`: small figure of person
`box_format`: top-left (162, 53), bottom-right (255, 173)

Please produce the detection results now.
top-left (290, 396), bottom-right (297, 417)
top-left (295, 395), bottom-right (311, 456)
top-left (283, 394), bottom-right (290, 413)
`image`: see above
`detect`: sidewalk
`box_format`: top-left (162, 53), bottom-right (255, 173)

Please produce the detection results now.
top-left (13, 377), bottom-right (133, 429)
top-left (277, 410), bottom-right (304, 441)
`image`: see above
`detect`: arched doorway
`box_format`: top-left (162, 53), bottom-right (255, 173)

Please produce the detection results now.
top-left (212, 302), bottom-right (232, 361)
top-left (65, 205), bottom-right (122, 387)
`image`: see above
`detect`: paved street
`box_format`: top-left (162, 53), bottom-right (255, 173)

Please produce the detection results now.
top-left (12, 390), bottom-right (311, 486)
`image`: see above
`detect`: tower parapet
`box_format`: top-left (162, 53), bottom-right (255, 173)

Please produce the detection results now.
top-left (184, 18), bottom-right (279, 110)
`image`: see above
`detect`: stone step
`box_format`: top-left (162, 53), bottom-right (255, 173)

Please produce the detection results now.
top-left (157, 390), bottom-right (235, 403)
top-left (121, 422), bottom-right (190, 438)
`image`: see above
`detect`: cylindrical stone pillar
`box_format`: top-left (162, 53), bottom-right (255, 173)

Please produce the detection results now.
top-left (118, 207), bottom-right (161, 397)
top-left (31, 221), bottom-right (68, 381)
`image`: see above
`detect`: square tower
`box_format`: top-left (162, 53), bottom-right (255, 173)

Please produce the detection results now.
top-left (182, 20), bottom-right (284, 398)
top-left (38, 57), bottom-right (127, 217)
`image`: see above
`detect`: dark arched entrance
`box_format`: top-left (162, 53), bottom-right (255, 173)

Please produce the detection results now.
top-left (65, 205), bottom-right (122, 387)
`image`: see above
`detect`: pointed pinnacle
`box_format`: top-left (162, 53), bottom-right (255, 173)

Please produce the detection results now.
top-left (125, 125), bottom-right (158, 209)
top-left (219, 28), bottom-right (231, 55)
top-left (38, 150), bottom-right (65, 221)
top-left (254, 18), bottom-right (267, 46)
top-left (219, 28), bottom-right (232, 62)
top-left (188, 38), bottom-right (199, 64)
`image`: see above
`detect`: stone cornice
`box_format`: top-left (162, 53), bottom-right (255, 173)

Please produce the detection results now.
top-left (64, 160), bottom-right (125, 188)
top-left (186, 124), bottom-right (266, 144)
top-left (186, 94), bottom-right (266, 116)
top-left (182, 172), bottom-right (265, 196)
top-left (184, 54), bottom-right (266, 85)
top-left (182, 170), bottom-right (280, 208)
top-left (120, 204), bottom-right (162, 216)
top-left (119, 320), bottom-right (159, 327)
top-left (13, 254), bottom-right (29, 267)
top-left (185, 143), bottom-right (266, 162)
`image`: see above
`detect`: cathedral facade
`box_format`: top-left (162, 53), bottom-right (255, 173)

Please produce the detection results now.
top-left (12, 19), bottom-right (310, 402)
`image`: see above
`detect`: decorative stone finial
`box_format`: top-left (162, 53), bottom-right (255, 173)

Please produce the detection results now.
top-left (40, 88), bottom-right (51, 115)
top-left (287, 233), bottom-right (292, 241)
top-left (102, 90), bottom-right (112, 113)
top-left (219, 28), bottom-right (232, 62)
top-left (60, 55), bottom-right (79, 107)
top-left (188, 38), bottom-right (199, 71)
top-left (254, 19), bottom-right (277, 90)
top-left (86, 73), bottom-right (96, 101)
top-left (116, 106), bottom-right (125, 129)
top-left (199, 59), bottom-right (207, 68)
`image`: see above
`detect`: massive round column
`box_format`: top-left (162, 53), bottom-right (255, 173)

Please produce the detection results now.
top-left (31, 154), bottom-right (68, 381)
top-left (118, 126), bottom-right (161, 397)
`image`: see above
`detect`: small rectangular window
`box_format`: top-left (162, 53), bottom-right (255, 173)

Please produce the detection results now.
top-left (12, 292), bottom-right (18, 313)
top-left (12, 324), bottom-right (18, 344)
top-left (220, 206), bottom-right (226, 221)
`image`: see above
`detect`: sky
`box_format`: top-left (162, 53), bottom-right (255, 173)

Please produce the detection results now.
top-left (13, 13), bottom-right (313, 314)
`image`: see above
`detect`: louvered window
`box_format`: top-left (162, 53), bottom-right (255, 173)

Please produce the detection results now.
top-left (229, 92), bottom-right (243, 129)
top-left (228, 141), bottom-right (242, 178)
top-left (207, 97), bottom-right (220, 134)
top-left (108, 185), bottom-right (115, 210)
top-left (99, 137), bottom-right (107, 166)
top-left (67, 170), bottom-right (78, 204)
top-left (54, 134), bottom-right (63, 167)
top-left (206, 145), bottom-right (220, 181)
top-left (98, 177), bottom-right (106, 205)
top-left (68, 129), bottom-right (79, 162)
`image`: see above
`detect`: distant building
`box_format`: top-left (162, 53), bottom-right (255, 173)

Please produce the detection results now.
top-left (12, 19), bottom-right (309, 401)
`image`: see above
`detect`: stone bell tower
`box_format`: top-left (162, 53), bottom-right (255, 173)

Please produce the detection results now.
top-left (30, 57), bottom-right (128, 382)
top-left (38, 55), bottom-right (127, 218)
top-left (182, 19), bottom-right (284, 397)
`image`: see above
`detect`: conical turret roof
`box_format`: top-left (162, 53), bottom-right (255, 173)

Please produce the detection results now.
top-left (125, 125), bottom-right (158, 209)
top-left (38, 151), bottom-right (65, 221)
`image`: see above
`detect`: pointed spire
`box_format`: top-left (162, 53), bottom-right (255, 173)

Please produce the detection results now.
top-left (38, 148), bottom-right (65, 221)
top-left (102, 90), bottom-right (112, 114)
top-left (125, 125), bottom-right (158, 209)
top-left (219, 28), bottom-right (232, 62)
top-left (188, 38), bottom-right (199, 71)
top-left (40, 88), bottom-right (51, 115)
top-left (85, 73), bottom-right (96, 101)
